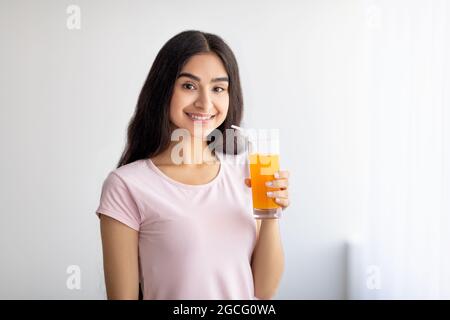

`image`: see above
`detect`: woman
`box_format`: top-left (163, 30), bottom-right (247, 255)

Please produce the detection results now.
top-left (95, 30), bottom-right (290, 300)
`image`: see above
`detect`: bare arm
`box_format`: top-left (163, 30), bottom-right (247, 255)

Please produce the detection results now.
top-left (100, 214), bottom-right (140, 300)
top-left (251, 219), bottom-right (285, 300)
top-left (245, 171), bottom-right (289, 300)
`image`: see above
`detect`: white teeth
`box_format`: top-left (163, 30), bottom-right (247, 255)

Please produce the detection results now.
top-left (186, 113), bottom-right (214, 120)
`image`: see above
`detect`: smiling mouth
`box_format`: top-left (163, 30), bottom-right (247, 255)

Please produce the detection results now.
top-left (184, 112), bottom-right (216, 121)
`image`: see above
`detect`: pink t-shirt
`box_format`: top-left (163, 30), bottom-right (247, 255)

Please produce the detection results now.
top-left (95, 152), bottom-right (258, 300)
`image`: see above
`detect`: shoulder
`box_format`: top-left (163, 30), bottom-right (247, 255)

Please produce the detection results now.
top-left (216, 151), bottom-right (249, 178)
top-left (99, 159), bottom-right (152, 197)
top-left (97, 161), bottom-right (146, 230)
top-left (108, 159), bottom-right (149, 185)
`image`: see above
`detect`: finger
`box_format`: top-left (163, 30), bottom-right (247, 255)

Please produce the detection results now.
top-left (274, 197), bottom-right (290, 208)
top-left (265, 179), bottom-right (288, 189)
top-left (244, 178), bottom-right (251, 188)
top-left (274, 170), bottom-right (289, 179)
top-left (266, 190), bottom-right (288, 199)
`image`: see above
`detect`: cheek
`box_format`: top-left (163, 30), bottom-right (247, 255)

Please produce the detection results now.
top-left (169, 91), bottom-right (191, 122)
top-left (170, 90), bottom-right (189, 112)
top-left (217, 98), bottom-right (229, 119)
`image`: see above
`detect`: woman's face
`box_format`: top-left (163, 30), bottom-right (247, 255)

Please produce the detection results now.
top-left (169, 52), bottom-right (229, 139)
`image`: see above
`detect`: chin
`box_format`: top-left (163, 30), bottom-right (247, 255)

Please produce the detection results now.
top-left (187, 126), bottom-right (216, 139)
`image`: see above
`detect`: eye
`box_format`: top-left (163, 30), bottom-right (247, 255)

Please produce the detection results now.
top-left (182, 83), bottom-right (196, 90)
top-left (214, 87), bottom-right (226, 93)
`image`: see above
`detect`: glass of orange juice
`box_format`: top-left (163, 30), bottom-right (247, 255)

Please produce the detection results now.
top-left (247, 130), bottom-right (282, 219)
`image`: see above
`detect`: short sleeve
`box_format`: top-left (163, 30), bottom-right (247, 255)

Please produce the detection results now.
top-left (95, 172), bottom-right (141, 231)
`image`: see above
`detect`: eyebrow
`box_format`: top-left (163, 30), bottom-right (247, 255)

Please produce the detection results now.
top-left (177, 72), bottom-right (229, 83)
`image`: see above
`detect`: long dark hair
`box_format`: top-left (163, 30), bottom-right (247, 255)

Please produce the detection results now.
top-left (116, 30), bottom-right (244, 168)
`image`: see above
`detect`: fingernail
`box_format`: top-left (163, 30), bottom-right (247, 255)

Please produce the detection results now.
top-left (275, 197), bottom-right (280, 202)
top-left (274, 172), bottom-right (280, 179)
top-left (267, 191), bottom-right (274, 197)
top-left (265, 181), bottom-right (273, 187)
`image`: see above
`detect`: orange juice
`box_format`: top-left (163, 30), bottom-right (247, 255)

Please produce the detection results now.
top-left (249, 153), bottom-right (281, 210)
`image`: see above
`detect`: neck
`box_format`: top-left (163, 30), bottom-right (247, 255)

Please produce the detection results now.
top-left (154, 135), bottom-right (217, 166)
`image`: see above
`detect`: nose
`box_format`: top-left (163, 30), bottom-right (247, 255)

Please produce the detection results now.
top-left (193, 88), bottom-right (214, 111)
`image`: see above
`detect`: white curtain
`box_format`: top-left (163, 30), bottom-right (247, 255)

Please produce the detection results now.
top-left (348, 0), bottom-right (450, 299)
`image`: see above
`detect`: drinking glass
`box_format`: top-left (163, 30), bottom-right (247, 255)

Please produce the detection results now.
top-left (247, 131), bottom-right (282, 219)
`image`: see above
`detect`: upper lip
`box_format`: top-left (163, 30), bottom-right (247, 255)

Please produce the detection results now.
top-left (184, 112), bottom-right (216, 117)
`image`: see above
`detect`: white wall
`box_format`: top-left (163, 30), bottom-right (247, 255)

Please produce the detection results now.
top-left (0, 0), bottom-right (366, 299)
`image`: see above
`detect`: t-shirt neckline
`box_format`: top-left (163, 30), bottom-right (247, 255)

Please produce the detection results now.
top-left (146, 154), bottom-right (224, 189)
